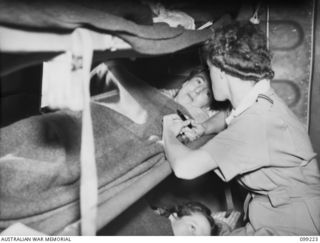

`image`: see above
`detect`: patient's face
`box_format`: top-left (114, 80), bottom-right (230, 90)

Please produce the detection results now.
top-left (175, 74), bottom-right (212, 108)
top-left (170, 212), bottom-right (211, 236)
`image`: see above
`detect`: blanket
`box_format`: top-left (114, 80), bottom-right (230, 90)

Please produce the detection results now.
top-left (0, 71), bottom-right (212, 234)
top-left (0, 0), bottom-right (213, 55)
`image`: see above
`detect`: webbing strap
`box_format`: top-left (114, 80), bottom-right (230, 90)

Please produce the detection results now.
top-left (41, 28), bottom-right (97, 235)
top-left (72, 29), bottom-right (98, 236)
top-left (224, 183), bottom-right (234, 217)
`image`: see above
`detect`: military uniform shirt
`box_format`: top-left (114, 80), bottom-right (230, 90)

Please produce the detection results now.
top-left (201, 82), bottom-right (320, 235)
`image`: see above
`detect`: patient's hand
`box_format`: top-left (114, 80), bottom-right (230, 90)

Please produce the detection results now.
top-left (180, 120), bottom-right (206, 142)
top-left (147, 135), bottom-right (164, 147)
top-left (213, 211), bottom-right (241, 232)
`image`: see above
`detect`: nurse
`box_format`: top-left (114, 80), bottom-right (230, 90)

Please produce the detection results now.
top-left (162, 21), bottom-right (320, 235)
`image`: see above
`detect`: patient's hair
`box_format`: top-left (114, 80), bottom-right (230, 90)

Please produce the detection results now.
top-left (154, 201), bottom-right (218, 236)
top-left (185, 67), bottom-right (210, 83)
top-left (185, 67), bottom-right (231, 111)
top-left (202, 21), bottom-right (274, 82)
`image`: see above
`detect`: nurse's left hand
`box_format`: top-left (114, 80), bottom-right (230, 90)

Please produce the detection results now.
top-left (163, 114), bottom-right (190, 136)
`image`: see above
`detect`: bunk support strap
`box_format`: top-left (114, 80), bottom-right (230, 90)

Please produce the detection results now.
top-left (74, 29), bottom-right (98, 236)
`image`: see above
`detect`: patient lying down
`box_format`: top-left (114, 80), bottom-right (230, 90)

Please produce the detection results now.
top-left (160, 68), bottom-right (216, 123)
top-left (101, 200), bottom-right (240, 236)
top-left (153, 201), bottom-right (240, 236)
top-left (0, 63), bottom-right (219, 234)
top-left (91, 63), bottom-right (217, 124)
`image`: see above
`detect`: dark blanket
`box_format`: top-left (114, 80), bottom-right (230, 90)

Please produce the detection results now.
top-left (0, 69), bottom-right (212, 234)
top-left (0, 1), bottom-right (234, 77)
top-left (0, 0), bottom-right (213, 55)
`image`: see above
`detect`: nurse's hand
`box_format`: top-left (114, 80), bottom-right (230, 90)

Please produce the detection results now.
top-left (180, 120), bottom-right (206, 142)
top-left (163, 114), bottom-right (190, 136)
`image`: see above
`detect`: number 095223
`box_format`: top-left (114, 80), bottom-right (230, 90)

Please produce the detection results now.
top-left (300, 237), bottom-right (318, 242)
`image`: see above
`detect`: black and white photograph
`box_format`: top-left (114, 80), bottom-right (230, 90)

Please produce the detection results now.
top-left (0, 0), bottom-right (319, 240)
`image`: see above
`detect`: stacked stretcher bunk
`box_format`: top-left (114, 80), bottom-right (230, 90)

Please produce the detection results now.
top-left (0, 0), bottom-right (225, 235)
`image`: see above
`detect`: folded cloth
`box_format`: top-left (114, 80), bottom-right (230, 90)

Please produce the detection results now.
top-left (0, 0), bottom-right (181, 39)
top-left (0, 0), bottom-right (214, 56)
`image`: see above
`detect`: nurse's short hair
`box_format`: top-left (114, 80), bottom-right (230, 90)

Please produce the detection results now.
top-left (202, 21), bottom-right (274, 82)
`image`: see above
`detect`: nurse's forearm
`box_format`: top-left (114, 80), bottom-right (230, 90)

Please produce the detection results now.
top-left (202, 111), bottom-right (227, 135)
top-left (163, 128), bottom-right (192, 170)
top-left (163, 129), bottom-right (218, 180)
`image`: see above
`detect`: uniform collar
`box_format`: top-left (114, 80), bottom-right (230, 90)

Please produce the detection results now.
top-left (226, 79), bottom-right (271, 125)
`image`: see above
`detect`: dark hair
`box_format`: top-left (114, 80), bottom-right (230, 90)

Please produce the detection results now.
top-left (185, 67), bottom-right (210, 83)
top-left (184, 66), bottom-right (231, 111)
top-left (202, 21), bottom-right (274, 82)
top-left (155, 201), bottom-right (218, 236)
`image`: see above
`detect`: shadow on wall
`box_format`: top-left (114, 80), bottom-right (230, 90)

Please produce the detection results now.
top-left (0, 65), bottom-right (42, 127)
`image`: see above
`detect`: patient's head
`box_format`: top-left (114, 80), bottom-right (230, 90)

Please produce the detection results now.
top-left (174, 68), bottom-right (213, 109)
top-left (167, 201), bottom-right (217, 236)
